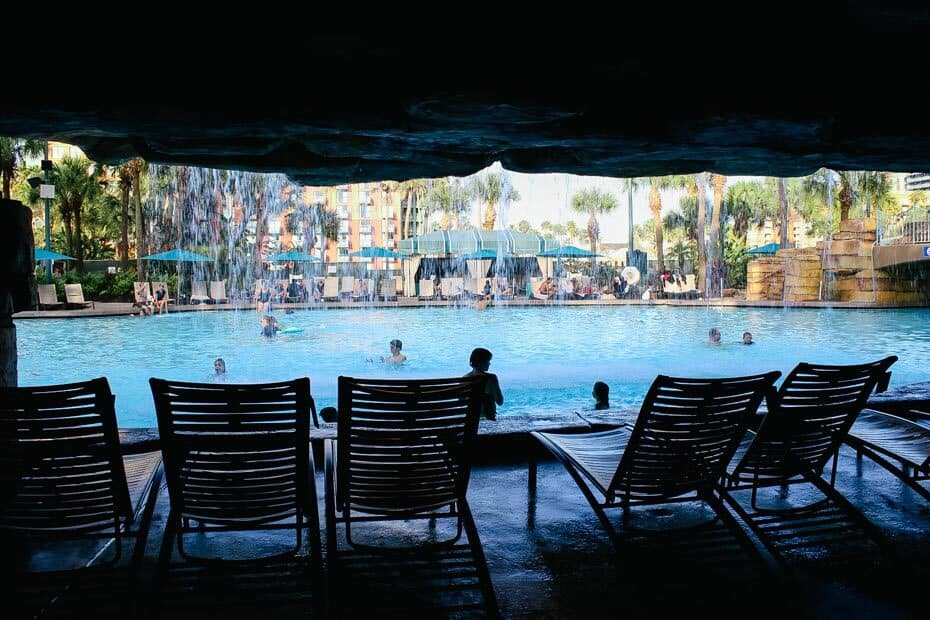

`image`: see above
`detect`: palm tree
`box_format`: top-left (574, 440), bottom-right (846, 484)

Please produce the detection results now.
top-left (399, 178), bottom-right (428, 238)
top-left (724, 180), bottom-right (774, 245)
top-left (50, 156), bottom-right (103, 273)
top-left (776, 177), bottom-right (790, 248)
top-left (857, 171), bottom-right (896, 217)
top-left (425, 177), bottom-right (472, 230)
top-left (569, 188), bottom-right (618, 255)
top-left (0, 137), bottom-right (45, 199)
top-left (565, 221), bottom-right (582, 245)
top-left (910, 190), bottom-right (927, 212)
top-left (709, 173), bottom-right (727, 296)
top-left (468, 171), bottom-right (520, 231)
top-left (646, 176), bottom-right (681, 275)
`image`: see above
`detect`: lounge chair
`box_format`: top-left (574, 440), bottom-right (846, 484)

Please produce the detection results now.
top-left (64, 283), bottom-right (94, 309)
top-left (418, 278), bottom-right (435, 300)
top-left (151, 281), bottom-right (175, 307)
top-left (150, 377), bottom-right (321, 564)
top-left (134, 281), bottom-right (153, 305)
top-left (189, 281), bottom-right (210, 304)
top-left (0, 378), bottom-right (163, 577)
top-left (36, 283), bottom-right (64, 309)
top-left (531, 372), bottom-right (779, 551)
top-left (209, 279), bottom-right (228, 303)
top-left (322, 276), bottom-right (340, 301)
top-left (325, 375), bottom-right (496, 612)
top-left (339, 276), bottom-right (355, 300)
top-left (843, 406), bottom-right (930, 503)
top-left (378, 277), bottom-right (397, 301)
top-left (718, 356), bottom-right (898, 562)
top-left (352, 278), bottom-right (372, 302)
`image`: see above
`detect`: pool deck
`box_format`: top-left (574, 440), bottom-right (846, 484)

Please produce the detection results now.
top-left (13, 294), bottom-right (929, 319)
top-left (14, 404), bottom-right (930, 619)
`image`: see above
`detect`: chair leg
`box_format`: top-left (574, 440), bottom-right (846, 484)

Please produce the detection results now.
top-left (459, 499), bottom-right (500, 619)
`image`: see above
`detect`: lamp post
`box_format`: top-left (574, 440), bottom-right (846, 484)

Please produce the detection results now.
top-left (41, 143), bottom-right (54, 283)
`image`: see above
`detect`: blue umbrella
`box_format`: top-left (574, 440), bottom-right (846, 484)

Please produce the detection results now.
top-left (538, 245), bottom-right (602, 258)
top-left (348, 246), bottom-right (406, 259)
top-left (141, 248), bottom-right (213, 262)
top-left (35, 248), bottom-right (75, 261)
top-left (746, 243), bottom-right (780, 255)
top-left (268, 250), bottom-right (321, 262)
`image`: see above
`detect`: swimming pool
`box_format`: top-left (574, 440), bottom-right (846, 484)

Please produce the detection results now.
top-left (16, 305), bottom-right (930, 427)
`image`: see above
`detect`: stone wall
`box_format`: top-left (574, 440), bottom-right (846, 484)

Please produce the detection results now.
top-left (747, 218), bottom-right (927, 305)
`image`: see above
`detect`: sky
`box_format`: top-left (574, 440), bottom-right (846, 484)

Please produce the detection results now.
top-left (468, 162), bottom-right (762, 244)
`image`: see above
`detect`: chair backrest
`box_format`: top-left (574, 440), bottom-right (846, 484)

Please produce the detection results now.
top-left (134, 281), bottom-right (152, 303)
top-left (0, 378), bottom-right (133, 538)
top-left (190, 281), bottom-right (209, 299)
top-left (336, 375), bottom-right (486, 516)
top-left (323, 277), bottom-right (340, 299)
top-left (150, 378), bottom-right (313, 526)
top-left (64, 283), bottom-right (86, 303)
top-left (729, 356), bottom-right (898, 484)
top-left (152, 282), bottom-right (172, 300)
top-left (380, 278), bottom-right (396, 297)
top-left (419, 279), bottom-right (434, 297)
top-left (340, 276), bottom-right (355, 294)
top-left (610, 372), bottom-right (781, 503)
top-left (209, 280), bottom-right (227, 301)
top-left (37, 283), bottom-right (59, 305)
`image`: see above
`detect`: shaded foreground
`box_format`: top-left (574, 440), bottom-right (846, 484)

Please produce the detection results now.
top-left (11, 434), bottom-right (930, 619)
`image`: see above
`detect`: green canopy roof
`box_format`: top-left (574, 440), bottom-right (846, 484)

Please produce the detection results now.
top-left (398, 230), bottom-right (557, 256)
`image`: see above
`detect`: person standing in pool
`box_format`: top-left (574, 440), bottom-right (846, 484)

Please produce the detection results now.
top-left (260, 315), bottom-right (281, 338)
top-left (212, 358), bottom-right (227, 382)
top-left (380, 339), bottom-right (407, 363)
top-left (464, 347), bottom-right (503, 420)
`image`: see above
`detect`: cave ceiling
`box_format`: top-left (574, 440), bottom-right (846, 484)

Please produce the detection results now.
top-left (2, 3), bottom-right (929, 185)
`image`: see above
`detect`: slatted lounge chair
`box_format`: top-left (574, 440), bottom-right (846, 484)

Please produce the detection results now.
top-left (323, 276), bottom-right (340, 301)
top-left (64, 283), bottom-right (94, 309)
top-left (418, 278), bottom-right (435, 300)
top-left (150, 377), bottom-right (321, 564)
top-left (844, 407), bottom-right (930, 502)
top-left (0, 378), bottom-right (164, 574)
top-left (189, 281), bottom-right (210, 304)
top-left (36, 283), bottom-right (64, 309)
top-left (325, 375), bottom-right (496, 612)
top-left (531, 371), bottom-right (780, 551)
top-left (718, 356), bottom-right (897, 561)
top-left (378, 277), bottom-right (397, 301)
top-left (209, 279), bottom-right (228, 303)
top-left (133, 281), bottom-right (153, 305)
top-left (340, 276), bottom-right (355, 300)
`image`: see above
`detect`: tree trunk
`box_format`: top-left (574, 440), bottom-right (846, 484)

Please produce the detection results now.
top-left (403, 189), bottom-right (413, 239)
top-left (483, 202), bottom-right (497, 230)
top-left (2, 173), bottom-right (10, 200)
top-left (778, 177), bottom-right (789, 248)
top-left (649, 186), bottom-right (664, 275)
top-left (62, 213), bottom-right (74, 259)
top-left (709, 173), bottom-right (726, 297)
top-left (120, 183), bottom-right (130, 269)
top-left (251, 197), bottom-right (266, 279)
top-left (73, 200), bottom-right (84, 274)
top-left (839, 183), bottom-right (853, 222)
top-left (696, 174), bottom-right (707, 294)
top-left (133, 169), bottom-right (144, 277)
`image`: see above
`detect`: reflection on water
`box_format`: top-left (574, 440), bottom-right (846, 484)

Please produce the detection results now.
top-left (16, 306), bottom-right (930, 427)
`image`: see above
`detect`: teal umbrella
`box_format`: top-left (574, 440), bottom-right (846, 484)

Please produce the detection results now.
top-left (538, 245), bottom-right (602, 258)
top-left (348, 246), bottom-right (406, 259)
top-left (35, 248), bottom-right (75, 261)
top-left (746, 243), bottom-right (780, 255)
top-left (141, 248), bottom-right (213, 262)
top-left (269, 250), bottom-right (321, 262)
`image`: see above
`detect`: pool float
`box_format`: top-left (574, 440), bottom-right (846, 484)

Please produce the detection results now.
top-left (278, 327), bottom-right (304, 335)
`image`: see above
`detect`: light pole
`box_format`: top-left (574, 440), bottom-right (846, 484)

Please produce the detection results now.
top-left (41, 143), bottom-right (54, 283)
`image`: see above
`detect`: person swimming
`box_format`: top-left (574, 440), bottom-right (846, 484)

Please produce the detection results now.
top-left (260, 315), bottom-right (281, 337)
top-left (743, 331), bottom-right (754, 345)
top-left (593, 381), bottom-right (609, 410)
top-left (380, 339), bottom-right (406, 363)
top-left (708, 327), bottom-right (721, 344)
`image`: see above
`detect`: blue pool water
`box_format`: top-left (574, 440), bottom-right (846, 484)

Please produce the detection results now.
top-left (16, 305), bottom-right (930, 427)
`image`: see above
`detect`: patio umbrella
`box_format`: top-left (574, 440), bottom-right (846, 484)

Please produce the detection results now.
top-left (35, 248), bottom-right (75, 261)
top-left (268, 250), bottom-right (321, 263)
top-left (141, 248), bottom-right (214, 303)
top-left (746, 242), bottom-right (780, 255)
top-left (141, 248), bottom-right (213, 262)
top-left (349, 246), bottom-right (407, 276)
top-left (538, 245), bottom-right (602, 258)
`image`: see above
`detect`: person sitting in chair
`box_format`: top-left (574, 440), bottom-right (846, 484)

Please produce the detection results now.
top-left (154, 283), bottom-right (168, 314)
